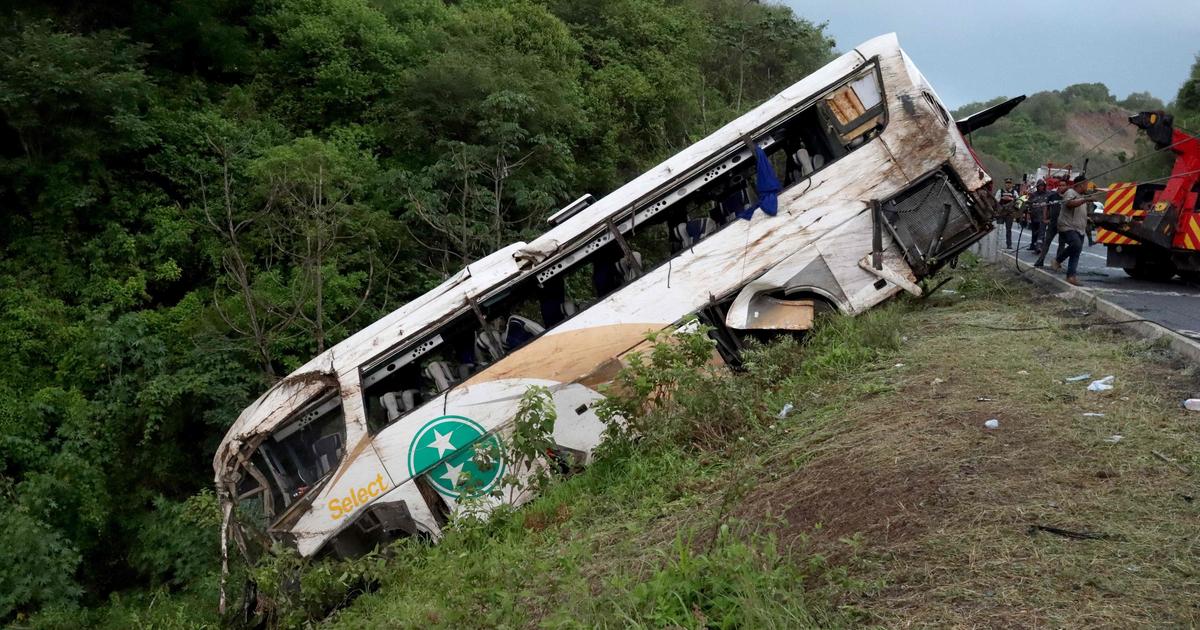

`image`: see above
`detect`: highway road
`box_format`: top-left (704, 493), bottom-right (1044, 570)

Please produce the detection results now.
top-left (999, 227), bottom-right (1200, 339)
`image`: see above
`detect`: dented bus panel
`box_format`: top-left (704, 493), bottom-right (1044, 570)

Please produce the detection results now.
top-left (214, 34), bottom-right (1002, 560)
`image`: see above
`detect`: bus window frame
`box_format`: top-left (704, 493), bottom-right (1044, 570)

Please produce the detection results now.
top-left (534, 60), bottom-right (888, 289)
top-left (820, 66), bottom-right (887, 137)
top-left (355, 59), bottom-right (889, 435)
top-left (236, 389), bottom-right (347, 531)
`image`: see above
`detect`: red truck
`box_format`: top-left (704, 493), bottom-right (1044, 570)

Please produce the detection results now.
top-left (1093, 111), bottom-right (1200, 281)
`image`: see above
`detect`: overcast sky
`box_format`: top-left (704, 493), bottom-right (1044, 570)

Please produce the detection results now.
top-left (781, 0), bottom-right (1200, 111)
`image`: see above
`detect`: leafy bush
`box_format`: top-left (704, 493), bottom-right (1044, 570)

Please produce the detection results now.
top-left (128, 490), bottom-right (222, 589)
top-left (0, 509), bottom-right (82, 621)
top-left (249, 544), bottom-right (390, 628)
top-left (597, 310), bottom-right (904, 453)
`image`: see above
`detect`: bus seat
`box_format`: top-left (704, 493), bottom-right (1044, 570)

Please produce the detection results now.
top-left (474, 328), bottom-right (503, 362)
top-left (455, 363), bottom-right (474, 380)
top-left (616, 251), bottom-right (643, 282)
top-left (793, 146), bottom-right (815, 177)
top-left (455, 339), bottom-right (479, 366)
top-left (592, 250), bottom-right (624, 298)
top-left (504, 315), bottom-right (545, 351)
top-left (812, 153), bottom-right (825, 170)
top-left (720, 186), bottom-right (748, 220)
top-left (540, 278), bottom-right (571, 327)
top-left (541, 298), bottom-right (577, 328)
top-left (382, 390), bottom-right (420, 420)
top-left (423, 361), bottom-right (456, 392)
top-left (312, 432), bottom-right (344, 477)
top-left (672, 218), bottom-right (717, 249)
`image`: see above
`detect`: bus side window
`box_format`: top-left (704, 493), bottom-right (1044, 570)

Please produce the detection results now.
top-left (539, 276), bottom-right (574, 327)
top-left (592, 243), bottom-right (625, 298)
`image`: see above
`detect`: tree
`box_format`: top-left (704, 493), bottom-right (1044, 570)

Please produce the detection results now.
top-left (250, 136), bottom-right (380, 355)
top-left (1118, 91), bottom-right (1165, 112)
top-left (1173, 54), bottom-right (1200, 130)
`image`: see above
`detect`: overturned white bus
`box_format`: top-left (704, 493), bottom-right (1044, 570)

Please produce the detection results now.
top-left (215, 34), bottom-right (1010, 561)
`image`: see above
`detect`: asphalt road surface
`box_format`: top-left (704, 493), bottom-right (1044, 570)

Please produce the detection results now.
top-left (998, 226), bottom-right (1200, 339)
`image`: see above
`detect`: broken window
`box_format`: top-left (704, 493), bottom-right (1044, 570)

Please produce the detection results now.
top-left (235, 393), bottom-right (346, 526)
top-left (821, 67), bottom-right (886, 148)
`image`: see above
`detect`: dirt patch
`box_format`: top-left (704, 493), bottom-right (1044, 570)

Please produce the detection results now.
top-left (770, 452), bottom-right (942, 549)
top-left (1065, 110), bottom-right (1139, 159)
top-left (731, 388), bottom-right (1065, 559)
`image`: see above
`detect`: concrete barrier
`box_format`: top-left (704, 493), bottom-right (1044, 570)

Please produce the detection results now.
top-left (993, 240), bottom-right (1200, 365)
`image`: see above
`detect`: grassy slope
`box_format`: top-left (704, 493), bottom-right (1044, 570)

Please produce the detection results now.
top-left (57, 259), bottom-right (1192, 629)
top-left (317, 259), bottom-right (1199, 629)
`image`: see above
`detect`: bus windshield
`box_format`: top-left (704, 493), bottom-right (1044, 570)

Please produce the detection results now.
top-left (236, 394), bottom-right (346, 524)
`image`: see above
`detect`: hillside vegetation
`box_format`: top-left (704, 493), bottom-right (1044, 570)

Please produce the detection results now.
top-left (954, 68), bottom-right (1200, 184)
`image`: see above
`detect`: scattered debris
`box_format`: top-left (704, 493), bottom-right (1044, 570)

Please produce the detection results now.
top-left (1017, 370), bottom-right (1029, 375)
top-left (930, 377), bottom-right (944, 385)
top-left (1064, 373), bottom-right (1092, 383)
top-left (1082, 412), bottom-right (1105, 417)
top-left (1183, 399), bottom-right (1200, 411)
top-left (1180, 494), bottom-right (1194, 503)
top-left (1151, 450), bottom-right (1190, 474)
top-left (984, 419), bottom-right (1000, 429)
top-left (976, 396), bottom-right (994, 402)
top-left (893, 363), bottom-right (905, 368)
top-left (1028, 524), bottom-right (1117, 540)
top-left (1088, 376), bottom-right (1115, 392)
top-left (777, 403), bottom-right (794, 419)
top-left (1104, 435), bottom-right (1124, 443)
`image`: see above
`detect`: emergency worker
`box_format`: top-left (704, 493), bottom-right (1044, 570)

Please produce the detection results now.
top-left (1024, 180), bottom-right (1049, 252)
top-left (1052, 175), bottom-right (1094, 285)
top-left (1033, 181), bottom-right (1066, 268)
top-left (994, 177), bottom-right (1019, 249)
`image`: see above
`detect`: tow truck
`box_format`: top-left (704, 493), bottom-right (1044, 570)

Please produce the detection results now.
top-left (1092, 111), bottom-right (1200, 281)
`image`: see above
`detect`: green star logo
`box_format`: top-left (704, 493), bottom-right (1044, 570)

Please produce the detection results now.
top-left (407, 415), bottom-right (504, 499)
